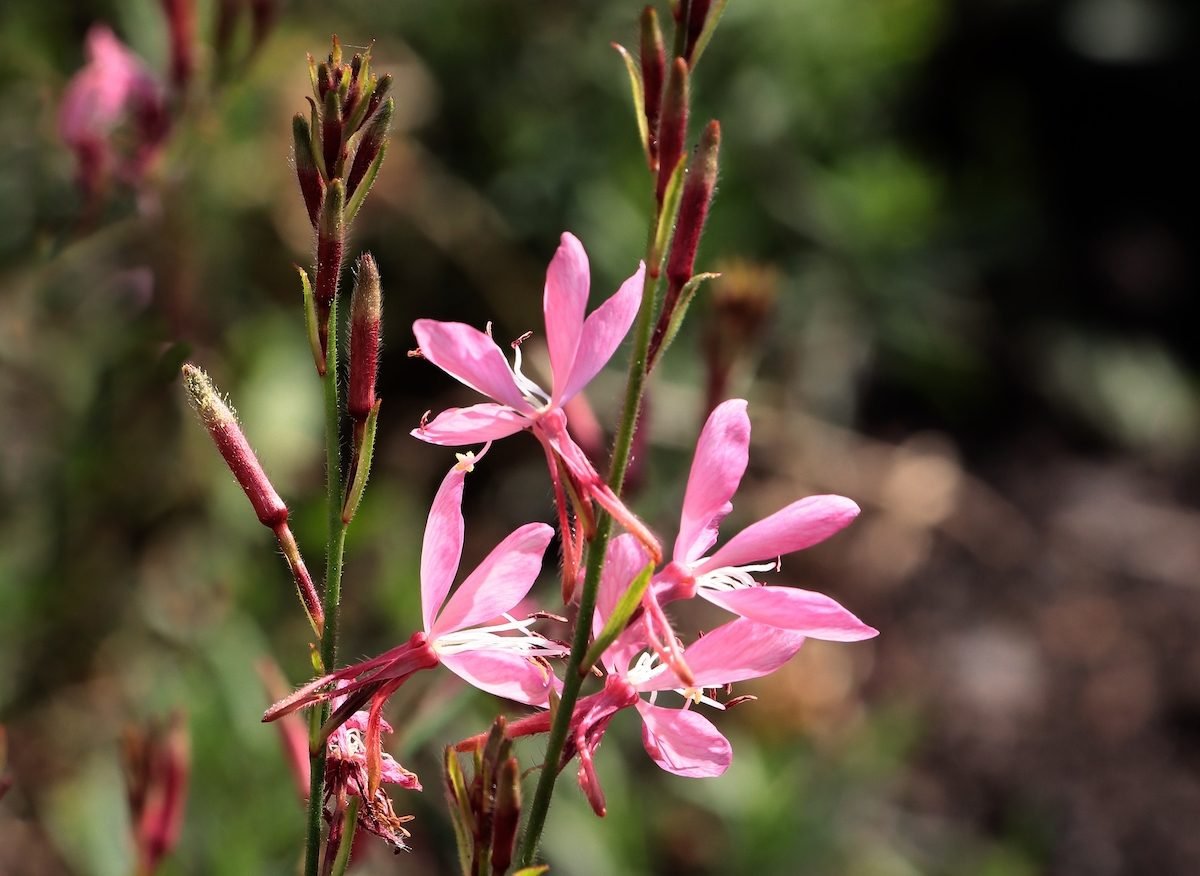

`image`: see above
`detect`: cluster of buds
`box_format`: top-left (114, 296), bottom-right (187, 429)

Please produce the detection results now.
top-left (182, 364), bottom-right (325, 636)
top-left (443, 719), bottom-right (525, 876)
top-left (122, 713), bottom-right (190, 876)
top-left (293, 36), bottom-right (394, 365)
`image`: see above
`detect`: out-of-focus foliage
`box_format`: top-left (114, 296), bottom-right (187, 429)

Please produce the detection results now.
top-left (1, 0), bottom-right (1197, 874)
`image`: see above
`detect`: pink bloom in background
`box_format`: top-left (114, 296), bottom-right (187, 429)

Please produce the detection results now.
top-left (59, 26), bottom-right (168, 197)
top-left (412, 233), bottom-right (661, 591)
top-left (264, 456), bottom-right (565, 793)
top-left (482, 543), bottom-right (808, 816)
top-left (652, 398), bottom-right (878, 641)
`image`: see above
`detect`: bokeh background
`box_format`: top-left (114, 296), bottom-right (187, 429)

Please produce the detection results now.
top-left (2, 0), bottom-right (1198, 873)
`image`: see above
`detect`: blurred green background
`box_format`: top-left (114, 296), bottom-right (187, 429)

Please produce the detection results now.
top-left (2, 0), bottom-right (1198, 874)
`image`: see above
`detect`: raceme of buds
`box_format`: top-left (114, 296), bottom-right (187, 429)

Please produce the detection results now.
top-left (640, 7), bottom-right (666, 168)
top-left (444, 718), bottom-right (523, 876)
top-left (348, 253), bottom-right (383, 424)
top-left (292, 113), bottom-right (324, 227)
top-left (655, 57), bottom-right (689, 207)
top-left (123, 713), bottom-right (190, 876)
top-left (182, 364), bottom-right (324, 635)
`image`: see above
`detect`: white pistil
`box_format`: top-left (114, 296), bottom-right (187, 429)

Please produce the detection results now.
top-left (433, 613), bottom-right (566, 657)
top-left (509, 343), bottom-right (552, 409)
top-left (693, 558), bottom-right (780, 593)
top-left (626, 650), bottom-right (728, 711)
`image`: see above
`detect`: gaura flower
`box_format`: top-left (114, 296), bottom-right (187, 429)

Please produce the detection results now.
top-left (652, 398), bottom-right (878, 641)
top-left (411, 232), bottom-right (661, 594)
top-left (462, 540), bottom-right (807, 816)
top-left (264, 454), bottom-right (565, 794)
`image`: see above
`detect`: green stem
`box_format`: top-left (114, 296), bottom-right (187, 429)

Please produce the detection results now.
top-left (305, 296), bottom-right (348, 876)
top-left (516, 209), bottom-right (662, 867)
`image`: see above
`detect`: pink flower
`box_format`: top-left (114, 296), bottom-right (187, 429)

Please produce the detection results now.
top-left (59, 26), bottom-right (168, 197)
top-left (653, 399), bottom-right (878, 641)
top-left (412, 233), bottom-right (661, 590)
top-left (263, 455), bottom-right (565, 792)
top-left (482, 542), bottom-right (807, 816)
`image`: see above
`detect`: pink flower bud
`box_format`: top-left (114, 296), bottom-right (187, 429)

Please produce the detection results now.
top-left (348, 253), bottom-right (383, 422)
top-left (655, 57), bottom-right (689, 208)
top-left (181, 364), bottom-right (287, 529)
top-left (490, 757), bottom-right (522, 873)
top-left (292, 113), bottom-right (323, 227)
top-left (639, 7), bottom-right (666, 167)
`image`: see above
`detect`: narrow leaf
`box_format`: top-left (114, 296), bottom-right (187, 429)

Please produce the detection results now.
top-left (613, 43), bottom-right (651, 166)
top-left (298, 266), bottom-right (325, 376)
top-left (582, 562), bottom-right (655, 672)
top-left (341, 399), bottom-right (381, 524)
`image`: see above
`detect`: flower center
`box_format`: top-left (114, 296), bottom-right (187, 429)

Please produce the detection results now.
top-left (432, 613), bottom-right (567, 658)
top-left (693, 558), bottom-right (780, 594)
top-left (624, 649), bottom-right (726, 711)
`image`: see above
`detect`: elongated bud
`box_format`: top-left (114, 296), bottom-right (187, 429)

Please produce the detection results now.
top-left (364, 73), bottom-right (392, 123)
top-left (655, 58), bottom-right (689, 207)
top-left (347, 98), bottom-right (392, 201)
top-left (666, 119), bottom-right (720, 296)
top-left (490, 757), bottom-right (521, 875)
top-left (348, 253), bottom-right (382, 422)
top-left (182, 364), bottom-right (286, 528)
top-left (292, 113), bottom-right (323, 227)
top-left (684, 0), bottom-right (712, 63)
top-left (640, 7), bottom-right (666, 167)
top-left (315, 179), bottom-right (346, 357)
top-left (161, 0), bottom-right (196, 92)
top-left (321, 86), bottom-right (344, 180)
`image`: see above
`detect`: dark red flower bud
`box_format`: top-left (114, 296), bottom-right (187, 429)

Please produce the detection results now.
top-left (292, 113), bottom-right (323, 227)
top-left (314, 179), bottom-right (346, 356)
top-left (347, 97), bottom-right (392, 201)
top-left (365, 73), bottom-right (392, 123)
top-left (321, 86), bottom-right (344, 180)
top-left (348, 253), bottom-right (383, 423)
top-left (490, 757), bottom-right (521, 874)
top-left (666, 119), bottom-right (720, 296)
top-left (684, 0), bottom-right (712, 63)
top-left (640, 7), bottom-right (666, 167)
top-left (655, 58), bottom-right (689, 207)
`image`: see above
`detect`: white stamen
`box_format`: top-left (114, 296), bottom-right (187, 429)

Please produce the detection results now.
top-left (625, 649), bottom-right (728, 711)
top-left (508, 344), bottom-right (552, 409)
top-left (693, 559), bottom-right (780, 593)
top-left (433, 613), bottom-right (567, 657)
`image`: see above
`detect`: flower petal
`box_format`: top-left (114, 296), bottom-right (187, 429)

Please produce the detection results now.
top-left (676, 399), bottom-right (750, 564)
top-left (641, 617), bottom-right (807, 691)
top-left (440, 650), bottom-right (559, 707)
top-left (636, 701), bottom-right (731, 777)
top-left (594, 533), bottom-right (652, 673)
top-left (421, 466), bottom-right (467, 632)
top-left (432, 522), bottom-right (553, 636)
top-left (700, 586), bottom-right (878, 641)
top-left (697, 495), bottom-right (860, 574)
top-left (412, 404), bottom-right (530, 445)
top-left (413, 319), bottom-right (533, 412)
top-left (543, 233), bottom-right (590, 400)
top-left (557, 261), bottom-right (646, 404)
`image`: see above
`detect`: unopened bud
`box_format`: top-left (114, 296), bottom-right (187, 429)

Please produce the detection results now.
top-left (640, 7), bottom-right (666, 167)
top-left (315, 179), bottom-right (346, 357)
top-left (666, 119), bottom-right (720, 295)
top-left (365, 73), bottom-right (392, 123)
top-left (292, 113), bottom-right (323, 227)
top-left (490, 757), bottom-right (521, 874)
top-left (182, 364), bottom-right (287, 529)
top-left (321, 86), bottom-right (344, 180)
top-left (683, 0), bottom-right (712, 63)
top-left (348, 253), bottom-right (383, 422)
top-left (655, 57), bottom-right (689, 207)
top-left (347, 98), bottom-right (392, 201)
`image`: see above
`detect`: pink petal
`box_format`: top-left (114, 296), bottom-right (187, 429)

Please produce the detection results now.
top-left (594, 533), bottom-right (652, 673)
top-left (413, 319), bottom-right (534, 413)
top-left (697, 495), bottom-right (860, 574)
top-left (557, 261), bottom-right (646, 404)
top-left (420, 467), bottom-right (467, 632)
top-left (543, 233), bottom-right (590, 401)
top-left (431, 522), bottom-right (554, 636)
top-left (700, 586), bottom-right (878, 641)
top-left (440, 651), bottom-right (559, 707)
top-left (60, 27), bottom-right (156, 144)
top-left (412, 404), bottom-right (530, 446)
top-left (641, 618), bottom-right (807, 691)
top-left (675, 399), bottom-right (751, 564)
top-left (636, 701), bottom-right (731, 777)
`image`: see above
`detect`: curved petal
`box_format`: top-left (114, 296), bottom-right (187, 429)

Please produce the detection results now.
top-left (413, 319), bottom-right (534, 413)
top-left (641, 617), bottom-right (807, 691)
top-left (412, 404), bottom-right (530, 445)
top-left (594, 533), bottom-right (652, 673)
top-left (700, 586), bottom-right (878, 641)
top-left (432, 522), bottom-right (554, 636)
top-left (676, 399), bottom-right (750, 564)
top-left (440, 650), bottom-right (559, 707)
top-left (636, 701), bottom-right (731, 778)
top-left (697, 495), bottom-right (860, 574)
top-left (543, 233), bottom-right (590, 400)
top-left (558, 261), bottom-right (646, 404)
top-left (420, 466), bottom-right (467, 632)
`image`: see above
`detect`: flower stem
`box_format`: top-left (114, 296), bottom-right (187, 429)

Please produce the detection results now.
top-left (516, 208), bottom-right (663, 867)
top-left (305, 296), bottom-right (348, 876)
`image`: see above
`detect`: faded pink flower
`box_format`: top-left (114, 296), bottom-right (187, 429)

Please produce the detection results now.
top-left (652, 399), bottom-right (878, 640)
top-left (411, 233), bottom-right (660, 592)
top-left (59, 26), bottom-right (168, 197)
top-left (264, 455), bottom-right (564, 794)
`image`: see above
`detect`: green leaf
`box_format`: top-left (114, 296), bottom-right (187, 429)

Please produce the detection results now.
top-left (581, 562), bottom-right (655, 673)
top-left (652, 272), bottom-right (721, 370)
top-left (652, 160), bottom-right (687, 272)
top-left (341, 399), bottom-right (381, 524)
top-left (298, 266), bottom-right (324, 376)
top-left (613, 43), bottom-right (651, 167)
top-left (344, 141), bottom-right (388, 226)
